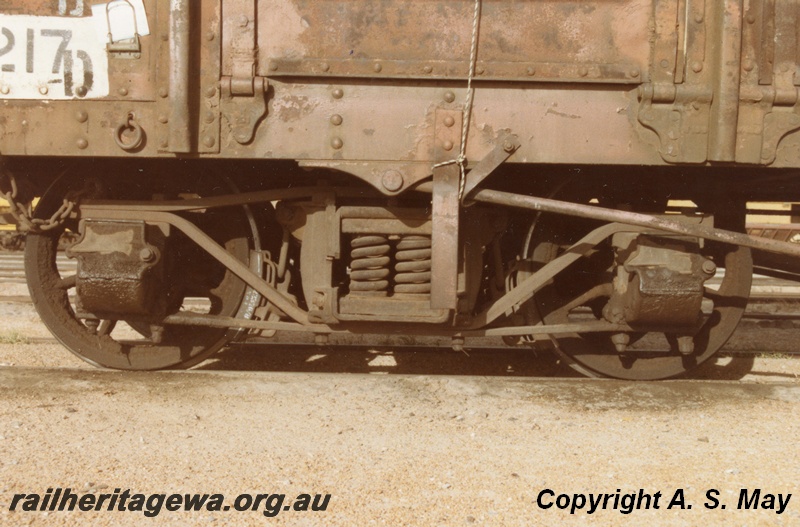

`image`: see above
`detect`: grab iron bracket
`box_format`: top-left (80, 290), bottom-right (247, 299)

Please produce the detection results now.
top-left (461, 133), bottom-right (520, 202)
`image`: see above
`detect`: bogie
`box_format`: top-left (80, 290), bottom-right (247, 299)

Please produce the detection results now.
top-left (2, 1), bottom-right (800, 378)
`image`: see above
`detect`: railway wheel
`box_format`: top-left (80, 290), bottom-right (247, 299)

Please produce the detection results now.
top-left (521, 215), bottom-right (752, 380)
top-left (25, 173), bottom-right (257, 370)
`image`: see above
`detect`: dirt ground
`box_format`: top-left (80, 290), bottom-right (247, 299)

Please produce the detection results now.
top-left (0, 291), bottom-right (799, 526)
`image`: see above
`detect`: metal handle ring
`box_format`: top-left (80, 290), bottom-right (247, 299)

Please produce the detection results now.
top-left (115, 113), bottom-right (144, 151)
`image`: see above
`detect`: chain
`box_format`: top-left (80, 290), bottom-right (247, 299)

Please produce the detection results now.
top-left (433, 0), bottom-right (482, 202)
top-left (0, 171), bottom-right (79, 233)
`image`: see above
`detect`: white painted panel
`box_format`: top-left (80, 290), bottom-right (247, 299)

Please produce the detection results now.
top-left (0, 14), bottom-right (109, 100)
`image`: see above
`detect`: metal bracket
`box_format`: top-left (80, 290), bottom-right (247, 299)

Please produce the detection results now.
top-left (461, 133), bottom-right (520, 201)
top-left (638, 84), bottom-right (712, 163)
top-left (220, 0), bottom-right (268, 144)
top-left (105, 0), bottom-right (141, 59)
top-left (430, 109), bottom-right (463, 311)
top-left (221, 77), bottom-right (268, 145)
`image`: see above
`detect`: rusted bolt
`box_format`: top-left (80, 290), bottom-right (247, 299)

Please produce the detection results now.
top-left (660, 59), bottom-right (670, 69)
top-left (443, 116), bottom-right (455, 127)
top-left (312, 293), bottom-right (325, 309)
top-left (423, 65), bottom-right (433, 74)
top-left (611, 333), bottom-right (630, 353)
top-left (332, 88), bottom-right (344, 99)
top-left (476, 66), bottom-right (485, 75)
top-left (158, 87), bottom-right (168, 98)
top-left (677, 336), bottom-right (695, 355)
top-left (331, 137), bottom-right (343, 149)
top-left (629, 68), bottom-right (640, 78)
top-left (76, 138), bottom-right (88, 150)
top-left (526, 66), bottom-right (535, 76)
top-left (205, 86), bottom-right (217, 98)
top-left (742, 60), bottom-right (754, 72)
top-left (746, 12), bottom-right (756, 24)
top-left (373, 63), bottom-right (382, 73)
top-left (691, 62), bottom-right (703, 73)
top-left (160, 140), bottom-right (169, 149)
top-left (39, 86), bottom-right (49, 95)
top-left (206, 32), bottom-right (215, 41)
top-left (75, 86), bottom-right (88, 98)
top-left (160, 32), bottom-right (169, 42)
top-left (150, 325), bottom-right (164, 345)
top-left (269, 62), bottom-right (278, 72)
top-left (203, 135), bottom-right (216, 148)
top-left (503, 141), bottom-right (515, 153)
top-left (321, 63), bottom-right (330, 72)
top-left (702, 260), bottom-right (717, 275)
top-left (139, 248), bottom-right (156, 262)
top-left (75, 111), bottom-right (88, 123)
top-left (605, 306), bottom-right (625, 324)
top-left (695, 14), bottom-right (704, 23)
top-left (84, 319), bottom-right (100, 335)
top-left (381, 170), bottom-right (404, 192)
top-left (0, 86), bottom-right (8, 95)
top-left (442, 140), bottom-right (454, 151)
top-left (578, 66), bottom-right (589, 77)
top-left (204, 111), bottom-right (215, 124)
top-left (443, 91), bottom-right (456, 103)
top-left (330, 114), bottom-right (343, 126)
top-left (238, 15), bottom-right (249, 27)
top-left (118, 87), bottom-right (128, 96)
top-left (158, 114), bottom-right (169, 124)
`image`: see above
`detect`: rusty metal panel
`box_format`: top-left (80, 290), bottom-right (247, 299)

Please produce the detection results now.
top-left (258, 0), bottom-right (651, 83)
top-left (3, 0), bottom-right (800, 170)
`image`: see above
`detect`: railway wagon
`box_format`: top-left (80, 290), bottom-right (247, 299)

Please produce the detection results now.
top-left (2, 0), bottom-right (800, 379)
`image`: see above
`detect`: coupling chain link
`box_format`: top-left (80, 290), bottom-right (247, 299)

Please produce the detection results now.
top-left (0, 171), bottom-right (82, 233)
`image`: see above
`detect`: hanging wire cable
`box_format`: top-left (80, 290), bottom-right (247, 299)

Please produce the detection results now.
top-left (432, 0), bottom-right (482, 202)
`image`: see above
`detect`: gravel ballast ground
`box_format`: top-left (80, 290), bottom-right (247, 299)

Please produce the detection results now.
top-left (0, 293), bottom-right (798, 526)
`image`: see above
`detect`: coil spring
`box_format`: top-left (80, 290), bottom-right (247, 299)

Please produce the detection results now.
top-left (349, 235), bottom-right (391, 295)
top-left (394, 235), bottom-right (432, 295)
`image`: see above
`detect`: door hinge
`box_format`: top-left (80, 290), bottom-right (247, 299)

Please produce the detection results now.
top-left (220, 76), bottom-right (268, 145)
